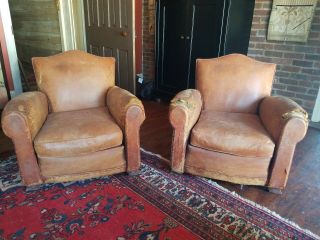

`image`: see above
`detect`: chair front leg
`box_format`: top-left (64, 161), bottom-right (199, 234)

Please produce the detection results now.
top-left (125, 106), bottom-right (145, 173)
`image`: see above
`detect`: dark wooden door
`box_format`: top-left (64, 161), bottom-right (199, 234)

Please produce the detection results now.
top-left (156, 0), bottom-right (226, 94)
top-left (155, 0), bottom-right (189, 95)
top-left (84, 0), bottom-right (135, 93)
top-left (155, 0), bottom-right (254, 97)
top-left (186, 0), bottom-right (226, 88)
top-left (222, 0), bottom-right (255, 55)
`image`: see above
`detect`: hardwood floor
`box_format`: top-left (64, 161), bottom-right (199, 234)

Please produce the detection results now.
top-left (141, 101), bottom-right (320, 236)
top-left (1, 100), bottom-right (320, 235)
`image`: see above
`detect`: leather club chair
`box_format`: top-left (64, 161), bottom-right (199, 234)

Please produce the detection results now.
top-left (1, 50), bottom-right (145, 186)
top-left (169, 54), bottom-right (308, 193)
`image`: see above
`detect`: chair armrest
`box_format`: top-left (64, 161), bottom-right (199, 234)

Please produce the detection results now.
top-left (169, 89), bottom-right (202, 173)
top-left (259, 96), bottom-right (308, 189)
top-left (259, 96), bottom-right (308, 143)
top-left (106, 86), bottom-right (145, 172)
top-left (1, 91), bottom-right (48, 185)
top-left (2, 92), bottom-right (48, 140)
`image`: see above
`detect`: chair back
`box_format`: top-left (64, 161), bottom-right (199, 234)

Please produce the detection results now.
top-left (32, 50), bottom-right (115, 112)
top-left (196, 54), bottom-right (276, 113)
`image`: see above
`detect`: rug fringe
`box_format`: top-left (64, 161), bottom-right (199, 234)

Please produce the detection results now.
top-left (203, 178), bottom-right (320, 240)
top-left (140, 148), bottom-right (320, 240)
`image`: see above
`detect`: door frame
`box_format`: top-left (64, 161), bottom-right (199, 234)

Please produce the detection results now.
top-left (0, 0), bottom-right (22, 97)
top-left (58, 0), bottom-right (87, 51)
top-left (0, 41), bottom-right (11, 102)
top-left (312, 88), bottom-right (320, 122)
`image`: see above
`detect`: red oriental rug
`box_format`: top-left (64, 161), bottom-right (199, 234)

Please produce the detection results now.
top-left (0, 150), bottom-right (319, 240)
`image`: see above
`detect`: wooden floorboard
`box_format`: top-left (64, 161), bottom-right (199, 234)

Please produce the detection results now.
top-left (1, 100), bottom-right (319, 235)
top-left (141, 100), bottom-right (320, 236)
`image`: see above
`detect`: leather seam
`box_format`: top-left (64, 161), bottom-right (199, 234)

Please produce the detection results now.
top-left (34, 134), bottom-right (123, 145)
top-left (188, 144), bottom-right (273, 159)
top-left (37, 145), bottom-right (124, 159)
top-left (185, 165), bottom-right (267, 180)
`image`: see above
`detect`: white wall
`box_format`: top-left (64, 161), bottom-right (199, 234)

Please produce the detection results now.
top-left (312, 88), bottom-right (320, 122)
top-left (0, 0), bottom-right (22, 96)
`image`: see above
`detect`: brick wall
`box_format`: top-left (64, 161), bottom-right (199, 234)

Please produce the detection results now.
top-left (142, 0), bottom-right (320, 115)
top-left (142, 0), bottom-right (156, 82)
top-left (248, 0), bottom-right (320, 115)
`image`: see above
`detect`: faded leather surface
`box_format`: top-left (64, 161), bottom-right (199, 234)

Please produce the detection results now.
top-left (124, 106), bottom-right (146, 172)
top-left (169, 89), bottom-right (202, 173)
top-left (196, 54), bottom-right (276, 113)
top-left (170, 54), bottom-right (308, 190)
top-left (34, 107), bottom-right (123, 157)
top-left (2, 50), bottom-right (145, 185)
top-left (107, 86), bottom-right (145, 130)
top-left (107, 86), bottom-right (145, 172)
top-left (32, 50), bottom-right (115, 112)
top-left (185, 145), bottom-right (269, 185)
top-left (259, 96), bottom-right (308, 142)
top-left (191, 111), bottom-right (275, 158)
top-left (260, 96), bottom-right (308, 189)
top-left (40, 146), bottom-right (125, 178)
top-left (1, 92), bottom-right (48, 185)
top-left (1, 113), bottom-right (43, 185)
top-left (2, 92), bottom-right (48, 140)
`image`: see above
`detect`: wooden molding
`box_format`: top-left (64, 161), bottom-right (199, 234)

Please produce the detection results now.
top-left (0, 12), bottom-right (13, 91)
top-left (58, 0), bottom-right (86, 52)
top-left (0, 1), bottom-right (23, 95)
top-left (312, 89), bottom-right (320, 122)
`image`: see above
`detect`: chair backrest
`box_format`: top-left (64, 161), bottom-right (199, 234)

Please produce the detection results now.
top-left (196, 54), bottom-right (276, 114)
top-left (32, 50), bottom-right (115, 112)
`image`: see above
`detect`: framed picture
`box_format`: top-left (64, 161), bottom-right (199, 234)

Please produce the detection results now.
top-left (267, 0), bottom-right (317, 42)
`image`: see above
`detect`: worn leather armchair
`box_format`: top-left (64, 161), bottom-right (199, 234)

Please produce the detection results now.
top-left (1, 50), bottom-right (145, 186)
top-left (170, 54), bottom-right (308, 192)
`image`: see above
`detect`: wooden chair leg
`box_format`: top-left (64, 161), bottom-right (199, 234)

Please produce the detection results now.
top-left (128, 171), bottom-right (140, 176)
top-left (267, 187), bottom-right (283, 195)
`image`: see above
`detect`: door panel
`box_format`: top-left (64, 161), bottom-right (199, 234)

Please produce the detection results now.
top-left (156, 0), bottom-right (189, 94)
top-left (223, 0), bottom-right (254, 55)
top-left (103, 46), bottom-right (113, 57)
top-left (84, 0), bottom-right (135, 93)
top-left (117, 49), bottom-right (129, 90)
top-left (187, 0), bottom-right (225, 88)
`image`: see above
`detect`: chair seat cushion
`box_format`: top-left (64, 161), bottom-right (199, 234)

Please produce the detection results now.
top-left (190, 111), bottom-right (275, 158)
top-left (34, 107), bottom-right (123, 157)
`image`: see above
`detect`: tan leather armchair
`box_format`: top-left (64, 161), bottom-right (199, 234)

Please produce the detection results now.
top-left (1, 50), bottom-right (145, 186)
top-left (169, 54), bottom-right (308, 193)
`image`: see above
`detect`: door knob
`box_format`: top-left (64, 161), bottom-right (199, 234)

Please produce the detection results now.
top-left (121, 31), bottom-right (129, 37)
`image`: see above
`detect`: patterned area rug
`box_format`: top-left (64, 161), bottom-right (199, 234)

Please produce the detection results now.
top-left (0, 150), bottom-right (319, 240)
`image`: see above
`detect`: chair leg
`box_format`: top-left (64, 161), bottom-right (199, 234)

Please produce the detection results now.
top-left (267, 187), bottom-right (283, 195)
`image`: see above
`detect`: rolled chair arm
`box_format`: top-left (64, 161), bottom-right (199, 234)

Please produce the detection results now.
top-left (169, 89), bottom-right (202, 173)
top-left (1, 92), bottom-right (49, 185)
top-left (106, 86), bottom-right (145, 173)
top-left (259, 96), bottom-right (308, 190)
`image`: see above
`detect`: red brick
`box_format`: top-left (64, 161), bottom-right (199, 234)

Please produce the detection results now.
top-left (283, 53), bottom-right (304, 59)
top-left (292, 60), bottom-right (313, 68)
